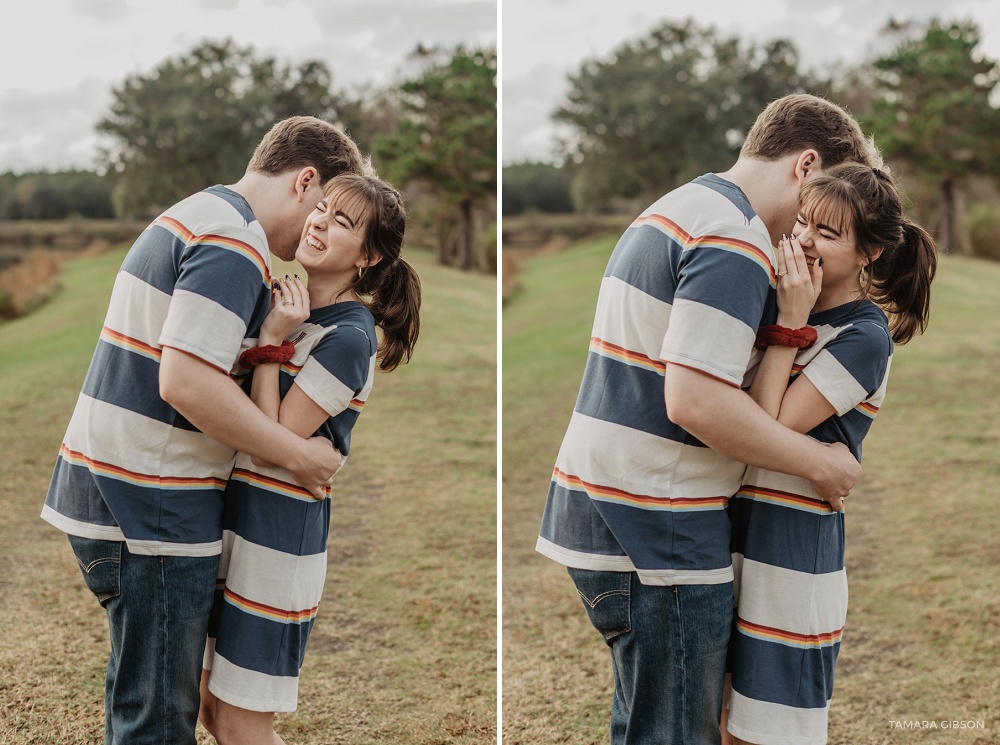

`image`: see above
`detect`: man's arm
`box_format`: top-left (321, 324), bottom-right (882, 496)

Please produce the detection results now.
top-left (159, 346), bottom-right (338, 498)
top-left (664, 364), bottom-right (857, 508)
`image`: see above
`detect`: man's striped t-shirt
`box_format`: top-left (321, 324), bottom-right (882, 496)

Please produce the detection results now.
top-left (537, 174), bottom-right (779, 585)
top-left (41, 185), bottom-right (272, 557)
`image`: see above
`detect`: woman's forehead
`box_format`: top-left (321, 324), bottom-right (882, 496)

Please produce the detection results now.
top-left (800, 192), bottom-right (852, 236)
top-left (324, 185), bottom-right (373, 227)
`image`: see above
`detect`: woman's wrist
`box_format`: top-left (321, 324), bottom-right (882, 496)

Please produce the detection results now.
top-left (776, 314), bottom-right (809, 329)
top-left (258, 333), bottom-right (285, 347)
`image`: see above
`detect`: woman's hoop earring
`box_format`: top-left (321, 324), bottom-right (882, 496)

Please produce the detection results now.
top-left (357, 266), bottom-right (365, 280)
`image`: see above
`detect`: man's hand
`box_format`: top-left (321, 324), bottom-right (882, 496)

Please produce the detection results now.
top-left (289, 436), bottom-right (342, 500)
top-left (809, 442), bottom-right (859, 511)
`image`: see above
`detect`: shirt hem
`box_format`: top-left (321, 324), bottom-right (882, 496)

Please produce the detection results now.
top-left (41, 505), bottom-right (222, 557)
top-left (536, 536), bottom-right (734, 585)
top-left (207, 680), bottom-right (298, 714)
top-left (726, 719), bottom-right (827, 745)
top-left (158, 338), bottom-right (232, 373)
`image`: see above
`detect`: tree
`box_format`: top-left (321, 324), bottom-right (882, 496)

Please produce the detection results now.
top-left (865, 19), bottom-right (1000, 254)
top-left (374, 46), bottom-right (496, 270)
top-left (502, 162), bottom-right (573, 215)
top-left (555, 20), bottom-right (814, 210)
top-left (0, 170), bottom-right (114, 219)
top-left (98, 39), bottom-right (344, 216)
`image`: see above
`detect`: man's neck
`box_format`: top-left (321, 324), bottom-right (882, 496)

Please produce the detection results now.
top-left (716, 155), bottom-right (800, 246)
top-left (227, 173), bottom-right (286, 247)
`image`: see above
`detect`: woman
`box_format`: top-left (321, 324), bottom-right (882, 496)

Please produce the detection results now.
top-left (199, 172), bottom-right (421, 744)
top-left (724, 163), bottom-right (937, 745)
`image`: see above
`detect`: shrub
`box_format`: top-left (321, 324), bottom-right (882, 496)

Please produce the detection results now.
top-left (968, 201), bottom-right (1000, 262)
top-left (0, 249), bottom-right (64, 320)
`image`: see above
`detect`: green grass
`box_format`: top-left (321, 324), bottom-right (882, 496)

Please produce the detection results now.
top-left (502, 239), bottom-right (1000, 745)
top-left (0, 246), bottom-right (497, 744)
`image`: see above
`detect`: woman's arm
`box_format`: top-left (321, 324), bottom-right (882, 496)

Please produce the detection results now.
top-left (251, 276), bottom-right (310, 421)
top-left (749, 235), bottom-right (828, 428)
top-left (248, 276), bottom-right (320, 467)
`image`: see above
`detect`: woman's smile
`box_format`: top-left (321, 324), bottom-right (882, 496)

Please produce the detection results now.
top-left (305, 234), bottom-right (327, 251)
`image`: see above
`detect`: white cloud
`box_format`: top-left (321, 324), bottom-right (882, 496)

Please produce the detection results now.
top-left (500, 0), bottom-right (1000, 163)
top-left (0, 0), bottom-right (496, 172)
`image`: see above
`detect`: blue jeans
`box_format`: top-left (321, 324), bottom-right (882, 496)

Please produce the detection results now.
top-left (69, 535), bottom-right (219, 745)
top-left (568, 568), bottom-right (732, 745)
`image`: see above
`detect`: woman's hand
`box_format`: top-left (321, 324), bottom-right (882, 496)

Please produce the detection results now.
top-left (775, 234), bottom-right (822, 328)
top-left (259, 275), bottom-right (310, 346)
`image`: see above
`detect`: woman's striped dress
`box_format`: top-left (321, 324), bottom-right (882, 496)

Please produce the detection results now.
top-left (204, 301), bottom-right (376, 713)
top-left (727, 300), bottom-right (892, 745)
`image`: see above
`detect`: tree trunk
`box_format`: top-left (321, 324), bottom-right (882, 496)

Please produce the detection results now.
top-left (940, 180), bottom-right (955, 254)
top-left (474, 208), bottom-right (491, 273)
top-left (953, 185), bottom-right (973, 256)
top-left (434, 212), bottom-right (446, 265)
top-left (459, 198), bottom-right (473, 271)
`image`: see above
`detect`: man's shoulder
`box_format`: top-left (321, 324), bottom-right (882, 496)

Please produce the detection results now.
top-left (158, 188), bottom-right (267, 250)
top-left (641, 179), bottom-right (770, 250)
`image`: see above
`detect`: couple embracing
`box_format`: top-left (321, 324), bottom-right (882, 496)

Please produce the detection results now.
top-left (538, 94), bottom-right (936, 745)
top-left (42, 116), bottom-right (420, 744)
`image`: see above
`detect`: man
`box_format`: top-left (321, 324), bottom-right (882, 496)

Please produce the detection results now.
top-left (41, 116), bottom-right (367, 744)
top-left (536, 94), bottom-right (877, 744)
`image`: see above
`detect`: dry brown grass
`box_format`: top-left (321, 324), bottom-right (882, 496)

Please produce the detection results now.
top-left (0, 242), bottom-right (110, 320)
top-left (0, 250), bottom-right (64, 319)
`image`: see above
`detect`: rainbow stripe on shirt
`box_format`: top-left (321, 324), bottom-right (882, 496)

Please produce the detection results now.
top-left (737, 616), bottom-right (844, 649)
top-left (223, 587), bottom-right (319, 624)
top-left (230, 467), bottom-right (331, 502)
top-left (734, 485), bottom-right (834, 514)
top-left (553, 467), bottom-right (728, 512)
top-left (589, 336), bottom-right (666, 374)
top-left (633, 213), bottom-right (776, 285)
top-left (155, 215), bottom-right (270, 283)
top-left (58, 444), bottom-right (227, 490)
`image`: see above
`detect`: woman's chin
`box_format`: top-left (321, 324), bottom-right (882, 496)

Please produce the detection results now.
top-left (294, 244), bottom-right (312, 267)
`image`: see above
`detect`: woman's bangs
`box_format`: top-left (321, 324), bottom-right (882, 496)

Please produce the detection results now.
top-left (800, 190), bottom-right (852, 239)
top-left (324, 180), bottom-right (375, 230)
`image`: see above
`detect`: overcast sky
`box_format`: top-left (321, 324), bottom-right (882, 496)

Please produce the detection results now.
top-left (502, 0), bottom-right (1000, 164)
top-left (0, 0), bottom-right (496, 173)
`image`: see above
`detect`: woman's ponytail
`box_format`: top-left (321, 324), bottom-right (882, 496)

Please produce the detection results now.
top-left (867, 219), bottom-right (937, 345)
top-left (369, 258), bottom-right (421, 371)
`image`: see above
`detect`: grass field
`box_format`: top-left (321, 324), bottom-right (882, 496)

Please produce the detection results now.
top-left (0, 246), bottom-right (497, 744)
top-left (502, 238), bottom-right (1000, 744)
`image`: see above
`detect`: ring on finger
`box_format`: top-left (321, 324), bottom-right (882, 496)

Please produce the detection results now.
top-left (777, 270), bottom-right (788, 277)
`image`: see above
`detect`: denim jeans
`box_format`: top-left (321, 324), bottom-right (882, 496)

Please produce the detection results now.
top-left (568, 568), bottom-right (732, 745)
top-left (69, 535), bottom-right (219, 745)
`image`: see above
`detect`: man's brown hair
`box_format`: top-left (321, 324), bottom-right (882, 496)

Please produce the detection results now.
top-left (247, 116), bottom-right (368, 183)
top-left (740, 94), bottom-right (877, 169)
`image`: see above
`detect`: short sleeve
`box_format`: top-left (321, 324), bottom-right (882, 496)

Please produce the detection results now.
top-left (293, 326), bottom-right (375, 417)
top-left (158, 229), bottom-right (270, 372)
top-left (802, 322), bottom-right (892, 416)
top-left (660, 228), bottom-right (775, 386)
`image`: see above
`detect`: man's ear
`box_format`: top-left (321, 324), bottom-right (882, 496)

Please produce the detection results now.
top-left (294, 167), bottom-right (319, 201)
top-left (795, 149), bottom-right (821, 187)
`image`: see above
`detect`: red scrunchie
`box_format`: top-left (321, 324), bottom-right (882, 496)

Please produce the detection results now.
top-left (239, 340), bottom-right (296, 368)
top-left (753, 325), bottom-right (818, 351)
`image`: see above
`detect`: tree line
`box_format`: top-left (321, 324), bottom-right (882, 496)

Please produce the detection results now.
top-left (1, 39), bottom-right (496, 272)
top-left (504, 18), bottom-right (1000, 258)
